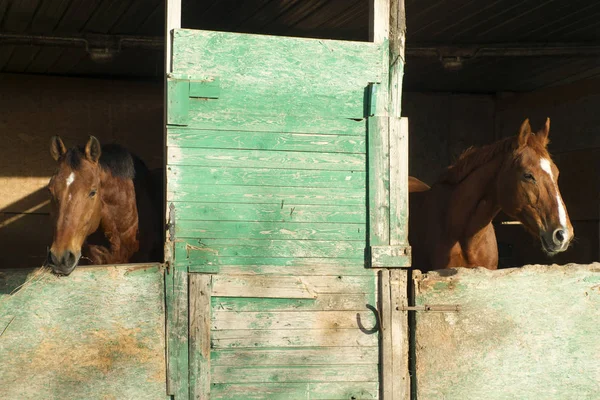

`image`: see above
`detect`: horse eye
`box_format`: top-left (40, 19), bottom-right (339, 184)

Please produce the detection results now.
top-left (523, 173), bottom-right (535, 182)
top-left (89, 189), bottom-right (97, 198)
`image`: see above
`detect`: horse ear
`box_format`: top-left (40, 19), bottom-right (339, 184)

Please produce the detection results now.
top-left (85, 136), bottom-right (102, 163)
top-left (537, 117), bottom-right (550, 141)
top-left (518, 118), bottom-right (532, 147)
top-left (50, 136), bottom-right (67, 161)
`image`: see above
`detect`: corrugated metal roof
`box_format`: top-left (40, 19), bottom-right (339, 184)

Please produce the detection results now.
top-left (1, 0), bottom-right (599, 92)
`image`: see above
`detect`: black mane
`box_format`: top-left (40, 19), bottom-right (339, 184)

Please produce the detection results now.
top-left (62, 143), bottom-right (139, 180)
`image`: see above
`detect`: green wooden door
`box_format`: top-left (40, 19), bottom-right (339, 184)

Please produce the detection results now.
top-left (165, 29), bottom-right (387, 399)
top-left (414, 264), bottom-right (600, 400)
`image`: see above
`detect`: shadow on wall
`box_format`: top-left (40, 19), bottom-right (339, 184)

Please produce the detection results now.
top-left (0, 189), bottom-right (52, 269)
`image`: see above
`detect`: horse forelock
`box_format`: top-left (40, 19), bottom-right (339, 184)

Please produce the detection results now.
top-left (57, 144), bottom-right (136, 181)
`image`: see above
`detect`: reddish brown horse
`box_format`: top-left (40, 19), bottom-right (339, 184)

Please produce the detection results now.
top-left (409, 118), bottom-right (573, 272)
top-left (45, 136), bottom-right (162, 275)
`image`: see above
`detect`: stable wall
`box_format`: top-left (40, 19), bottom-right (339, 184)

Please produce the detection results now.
top-left (0, 73), bottom-right (163, 268)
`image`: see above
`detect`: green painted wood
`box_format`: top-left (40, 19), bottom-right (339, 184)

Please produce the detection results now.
top-left (371, 245), bottom-right (411, 268)
top-left (165, 265), bottom-right (189, 398)
top-left (178, 239), bottom-right (365, 261)
top-left (176, 220), bottom-right (365, 241)
top-left (189, 77), bottom-right (220, 99)
top-left (167, 128), bottom-right (366, 152)
top-left (211, 364), bottom-right (378, 383)
top-left (167, 146), bottom-right (366, 171)
top-left (183, 111), bottom-right (367, 134)
top-left (0, 265), bottom-right (166, 399)
top-left (167, 184), bottom-right (365, 206)
top-left (212, 294), bottom-right (374, 312)
top-left (211, 347), bottom-right (378, 366)
top-left (172, 29), bottom-right (384, 119)
top-left (367, 114), bottom-right (390, 249)
top-left (415, 263), bottom-right (600, 400)
top-left (212, 311), bottom-right (377, 330)
top-left (167, 77), bottom-right (190, 126)
top-left (189, 274), bottom-right (212, 400)
top-left (210, 382), bottom-right (378, 399)
top-left (168, 166), bottom-right (365, 189)
top-left (172, 202), bottom-right (366, 224)
top-left (212, 328), bottom-right (378, 349)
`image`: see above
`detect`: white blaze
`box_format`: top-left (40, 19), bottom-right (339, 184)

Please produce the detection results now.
top-left (66, 172), bottom-right (75, 187)
top-left (540, 158), bottom-right (568, 230)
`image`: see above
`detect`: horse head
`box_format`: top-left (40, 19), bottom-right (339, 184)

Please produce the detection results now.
top-left (46, 136), bottom-right (104, 275)
top-left (497, 118), bottom-right (574, 255)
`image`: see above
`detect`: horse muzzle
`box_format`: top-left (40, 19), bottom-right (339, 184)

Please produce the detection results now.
top-left (540, 228), bottom-right (572, 255)
top-left (46, 249), bottom-right (81, 276)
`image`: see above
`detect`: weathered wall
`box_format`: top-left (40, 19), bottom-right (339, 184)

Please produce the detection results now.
top-left (414, 263), bottom-right (600, 400)
top-left (0, 264), bottom-right (166, 399)
top-left (0, 73), bottom-right (163, 268)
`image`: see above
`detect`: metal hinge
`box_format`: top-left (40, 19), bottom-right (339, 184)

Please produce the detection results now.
top-left (167, 202), bottom-right (176, 242)
top-left (400, 304), bottom-right (460, 312)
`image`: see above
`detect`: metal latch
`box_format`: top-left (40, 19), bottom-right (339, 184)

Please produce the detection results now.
top-left (401, 304), bottom-right (460, 312)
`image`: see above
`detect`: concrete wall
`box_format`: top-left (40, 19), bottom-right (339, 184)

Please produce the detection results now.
top-left (0, 73), bottom-right (163, 268)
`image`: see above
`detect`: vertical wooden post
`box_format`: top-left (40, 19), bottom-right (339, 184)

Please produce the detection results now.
top-left (372, 0), bottom-right (410, 399)
top-left (189, 274), bottom-right (212, 400)
top-left (164, 1), bottom-right (185, 399)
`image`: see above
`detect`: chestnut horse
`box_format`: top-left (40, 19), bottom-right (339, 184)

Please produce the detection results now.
top-left (45, 136), bottom-right (162, 275)
top-left (409, 118), bottom-right (573, 272)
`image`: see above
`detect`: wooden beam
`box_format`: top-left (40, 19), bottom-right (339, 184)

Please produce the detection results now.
top-left (189, 274), bottom-right (212, 400)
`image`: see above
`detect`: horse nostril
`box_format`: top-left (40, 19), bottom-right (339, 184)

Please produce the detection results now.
top-left (554, 229), bottom-right (566, 244)
top-left (65, 251), bottom-right (77, 267)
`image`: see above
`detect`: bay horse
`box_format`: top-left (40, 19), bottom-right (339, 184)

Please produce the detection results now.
top-left (45, 136), bottom-right (162, 275)
top-left (408, 118), bottom-right (573, 272)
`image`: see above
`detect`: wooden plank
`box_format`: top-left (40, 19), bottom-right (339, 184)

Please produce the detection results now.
top-left (172, 202), bottom-right (366, 224)
top-left (212, 275), bottom-right (376, 298)
top-left (167, 184), bottom-right (365, 206)
top-left (176, 220), bottom-right (365, 241)
top-left (173, 86), bottom-right (368, 121)
top-left (177, 239), bottom-right (365, 260)
top-left (167, 166), bottom-right (366, 189)
top-left (211, 347), bottom-right (378, 366)
top-left (211, 364), bottom-right (379, 383)
top-left (212, 328), bottom-right (378, 348)
top-left (390, 117), bottom-right (410, 249)
top-left (165, 0), bottom-right (181, 75)
top-left (370, 0), bottom-right (390, 44)
top-left (166, 266), bottom-right (189, 398)
top-left (167, 128), bottom-right (366, 152)
top-left (371, 245), bottom-right (411, 268)
top-left (167, 146), bottom-right (366, 171)
top-left (0, 265), bottom-right (166, 399)
top-left (212, 294), bottom-right (375, 312)
top-left (390, 269), bottom-right (409, 399)
top-left (210, 382), bottom-right (379, 399)
top-left (212, 311), bottom-right (377, 331)
top-left (183, 112), bottom-right (367, 135)
top-left (189, 274), bottom-right (212, 400)
top-left (368, 115), bottom-right (390, 250)
top-left (414, 264), bottom-right (600, 399)
top-left (380, 270), bottom-right (394, 400)
top-left (192, 261), bottom-right (371, 276)
top-left (172, 29), bottom-right (384, 119)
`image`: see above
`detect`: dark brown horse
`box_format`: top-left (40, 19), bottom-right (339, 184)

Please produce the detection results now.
top-left (409, 118), bottom-right (573, 272)
top-left (45, 136), bottom-right (162, 275)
